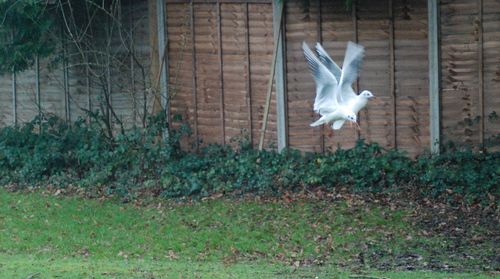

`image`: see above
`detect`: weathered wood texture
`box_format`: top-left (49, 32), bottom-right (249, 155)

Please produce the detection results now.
top-left (108, 0), bottom-right (153, 128)
top-left (482, 0), bottom-right (500, 146)
top-left (440, 0), bottom-right (480, 145)
top-left (1, 0), bottom-right (498, 155)
top-left (0, 52), bottom-right (68, 126)
top-left (285, 0), bottom-right (430, 155)
top-left (0, 0), bottom-right (152, 130)
top-left (166, 1), bottom-right (276, 148)
top-left (0, 71), bottom-right (14, 125)
top-left (440, 0), bottom-right (500, 147)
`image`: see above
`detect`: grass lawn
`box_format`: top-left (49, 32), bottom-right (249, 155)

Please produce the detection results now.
top-left (0, 189), bottom-right (496, 278)
top-left (2, 255), bottom-right (494, 279)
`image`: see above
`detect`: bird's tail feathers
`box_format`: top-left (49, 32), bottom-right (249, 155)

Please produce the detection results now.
top-left (332, 119), bottom-right (346, 130)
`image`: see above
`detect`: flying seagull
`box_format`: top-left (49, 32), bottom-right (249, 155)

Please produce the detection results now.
top-left (313, 42), bottom-right (375, 129)
top-left (302, 42), bottom-right (357, 130)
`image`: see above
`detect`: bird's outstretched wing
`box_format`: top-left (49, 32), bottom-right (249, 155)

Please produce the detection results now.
top-left (338, 41), bottom-right (365, 103)
top-left (315, 43), bottom-right (342, 82)
top-left (302, 42), bottom-right (338, 115)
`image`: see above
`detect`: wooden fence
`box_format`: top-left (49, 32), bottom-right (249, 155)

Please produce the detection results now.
top-left (285, 0), bottom-right (430, 155)
top-left (0, 0), bottom-right (498, 155)
top-left (163, 0), bottom-right (433, 154)
top-left (440, 0), bottom-right (500, 147)
top-left (163, 0), bottom-right (278, 149)
top-left (0, 1), bottom-right (152, 129)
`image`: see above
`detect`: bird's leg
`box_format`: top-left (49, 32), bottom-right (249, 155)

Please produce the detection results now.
top-left (326, 126), bottom-right (334, 138)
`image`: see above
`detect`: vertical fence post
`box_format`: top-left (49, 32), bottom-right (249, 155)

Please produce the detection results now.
top-left (259, 0), bottom-right (283, 151)
top-left (86, 55), bottom-right (91, 121)
top-left (244, 2), bottom-right (253, 147)
top-left (190, 1), bottom-right (199, 149)
top-left (389, 0), bottom-right (397, 148)
top-left (62, 28), bottom-right (70, 123)
top-left (316, 0), bottom-right (325, 153)
top-left (156, 0), bottom-right (169, 139)
top-left (352, 0), bottom-right (361, 139)
top-left (428, 0), bottom-right (441, 154)
top-left (106, 49), bottom-right (112, 125)
top-left (477, 0), bottom-right (484, 145)
top-left (217, 1), bottom-right (226, 145)
top-left (274, 0), bottom-right (287, 152)
top-left (10, 29), bottom-right (17, 126)
top-left (105, 13), bottom-right (112, 127)
top-left (35, 55), bottom-right (41, 127)
top-left (12, 70), bottom-right (17, 126)
top-left (65, 59), bottom-right (70, 122)
top-left (129, 0), bottom-right (137, 125)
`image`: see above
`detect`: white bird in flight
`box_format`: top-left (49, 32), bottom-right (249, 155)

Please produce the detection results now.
top-left (303, 41), bottom-right (375, 130)
top-left (302, 42), bottom-right (357, 129)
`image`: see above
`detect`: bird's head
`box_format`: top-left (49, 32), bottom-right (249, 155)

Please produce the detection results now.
top-left (360, 90), bottom-right (375, 99)
top-left (346, 113), bottom-right (357, 123)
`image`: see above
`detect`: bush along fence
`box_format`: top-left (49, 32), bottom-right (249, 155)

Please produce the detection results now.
top-left (0, 114), bottom-right (498, 205)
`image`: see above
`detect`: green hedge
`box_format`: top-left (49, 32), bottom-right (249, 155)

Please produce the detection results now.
top-left (0, 115), bottom-right (498, 204)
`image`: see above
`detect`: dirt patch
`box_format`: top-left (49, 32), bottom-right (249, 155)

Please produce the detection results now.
top-left (409, 200), bottom-right (499, 272)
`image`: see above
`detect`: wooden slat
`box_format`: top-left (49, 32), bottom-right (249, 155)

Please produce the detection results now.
top-left (62, 30), bottom-right (71, 123)
top-left (440, 0), bottom-right (482, 147)
top-left (11, 70), bottom-right (17, 126)
top-left (352, 0), bottom-right (361, 139)
top-left (320, 0), bottom-right (357, 151)
top-left (190, 2), bottom-right (199, 149)
top-left (85, 55), bottom-right (91, 120)
top-left (220, 3), bottom-right (249, 146)
top-left (357, 0), bottom-right (390, 146)
top-left (156, 0), bottom-right (169, 138)
top-left (274, 0), bottom-right (287, 152)
top-left (483, 0), bottom-right (500, 147)
top-left (35, 55), bottom-right (41, 124)
top-left (245, 3), bottom-right (253, 146)
top-left (389, 0), bottom-right (396, 148)
top-left (128, 0), bottom-right (137, 125)
top-left (394, 0), bottom-right (428, 107)
top-left (217, 1), bottom-right (226, 144)
top-left (285, 0), bottom-right (322, 152)
top-left (317, 0), bottom-right (325, 154)
top-left (477, 0), bottom-right (484, 145)
top-left (193, 3), bottom-right (219, 145)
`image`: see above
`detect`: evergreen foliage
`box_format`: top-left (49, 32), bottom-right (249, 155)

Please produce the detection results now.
top-left (0, 115), bottom-right (497, 205)
top-left (0, 0), bottom-right (55, 73)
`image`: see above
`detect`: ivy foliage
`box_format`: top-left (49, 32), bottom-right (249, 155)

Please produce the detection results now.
top-left (0, 115), bottom-right (498, 205)
top-left (0, 0), bottom-right (55, 73)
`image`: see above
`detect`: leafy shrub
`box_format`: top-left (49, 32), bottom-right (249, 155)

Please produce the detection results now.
top-left (0, 0), bottom-right (55, 73)
top-left (0, 115), bottom-right (498, 205)
top-left (416, 148), bottom-right (499, 203)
